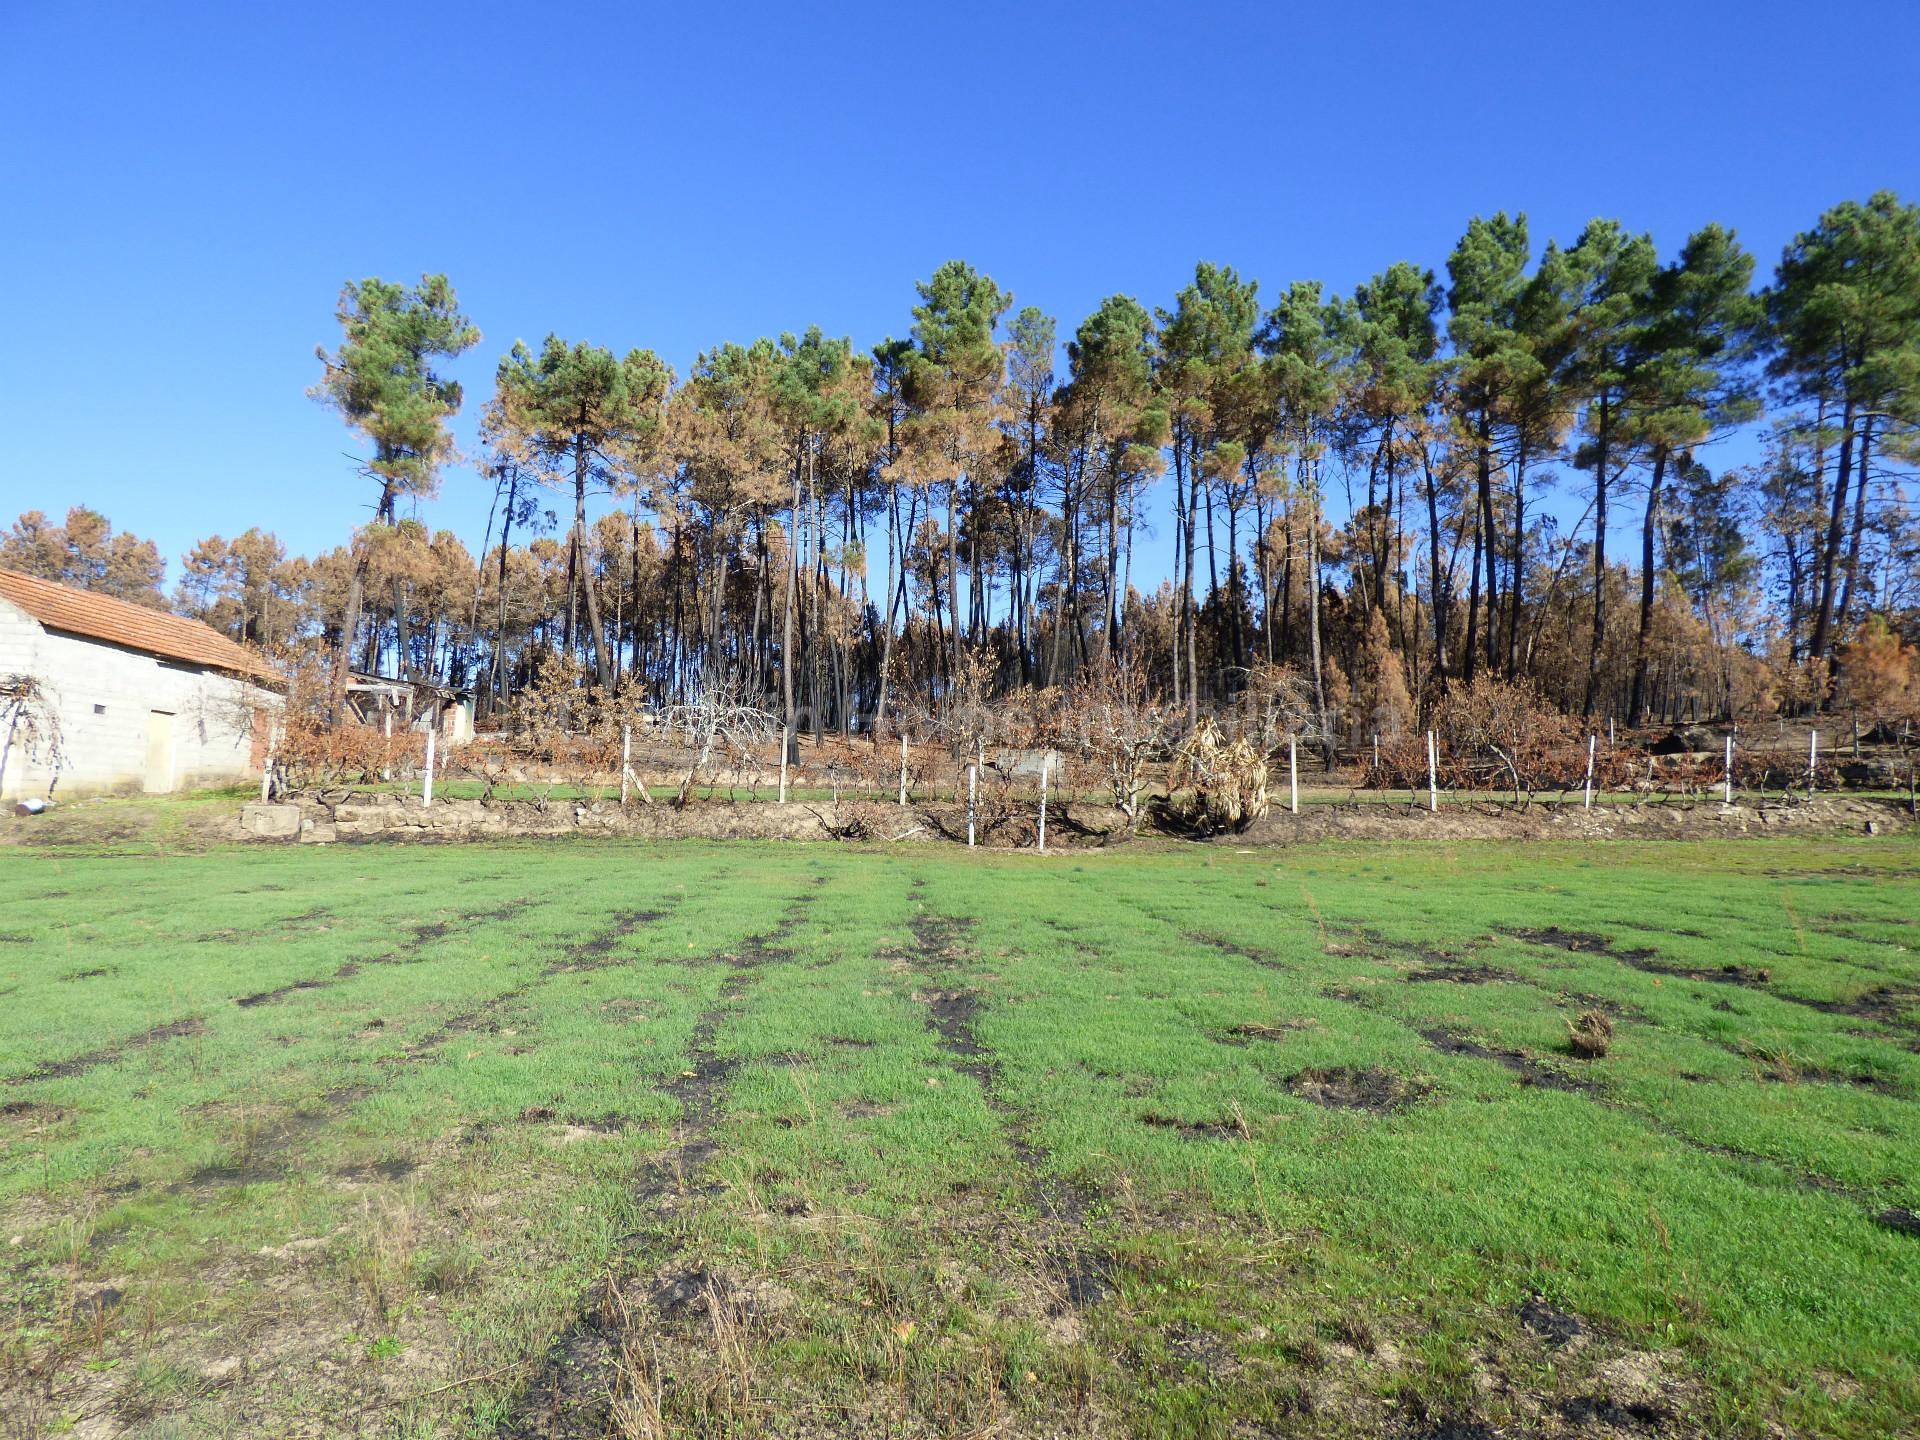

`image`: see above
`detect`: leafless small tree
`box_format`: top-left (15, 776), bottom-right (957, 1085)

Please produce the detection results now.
top-left (1223, 662), bottom-right (1323, 758)
top-left (1056, 662), bottom-right (1172, 830)
top-left (1433, 676), bottom-right (1580, 806)
top-left (660, 679), bottom-right (778, 804)
top-left (0, 674), bottom-right (65, 799)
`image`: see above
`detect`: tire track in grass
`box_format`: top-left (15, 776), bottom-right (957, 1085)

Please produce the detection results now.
top-left (134, 900), bottom-right (655, 1196)
top-left (900, 891), bottom-right (1112, 1311)
top-left (12, 889), bottom-right (810, 1422)
top-left (1504, 924), bottom-right (1920, 1030)
top-left (2, 906), bottom-right (561, 1217)
top-left (541, 901), bottom-right (679, 977)
top-left (500, 884), bottom-right (822, 1440)
top-left (386, 900), bottom-right (661, 1068)
top-left (131, 902), bottom-right (632, 1191)
top-left (13, 894), bottom-right (734, 1429)
top-left (1389, 925), bottom-right (1918, 1095)
top-left (1105, 889), bottom-right (1292, 971)
top-left (3, 1016), bottom-right (207, 1086)
top-left (226, 898), bottom-right (543, 1009)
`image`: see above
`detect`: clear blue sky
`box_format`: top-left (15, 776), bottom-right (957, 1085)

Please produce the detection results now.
top-left (4, 0), bottom-right (1917, 591)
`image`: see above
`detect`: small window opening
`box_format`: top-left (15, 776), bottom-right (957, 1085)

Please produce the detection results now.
top-left (93, 703), bottom-right (107, 715)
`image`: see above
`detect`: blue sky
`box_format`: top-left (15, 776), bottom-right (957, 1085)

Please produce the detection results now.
top-left (3, 0), bottom-right (1917, 592)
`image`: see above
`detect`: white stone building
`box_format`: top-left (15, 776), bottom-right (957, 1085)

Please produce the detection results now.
top-left (0, 568), bottom-right (282, 801)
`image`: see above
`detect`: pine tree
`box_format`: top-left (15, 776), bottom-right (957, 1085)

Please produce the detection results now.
top-left (1446, 214), bottom-right (1531, 683)
top-left (1767, 192), bottom-right (1920, 674)
top-left (1261, 282), bottom-right (1348, 752)
top-left (1627, 226), bottom-right (1761, 723)
top-left (312, 275), bottom-right (478, 698)
top-left (1157, 264), bottom-right (1260, 718)
top-left (1565, 220), bottom-right (1660, 715)
top-left (494, 337), bottom-right (670, 688)
top-left (904, 261), bottom-right (1010, 682)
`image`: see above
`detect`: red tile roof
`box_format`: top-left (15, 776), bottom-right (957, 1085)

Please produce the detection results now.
top-left (0, 568), bottom-right (277, 682)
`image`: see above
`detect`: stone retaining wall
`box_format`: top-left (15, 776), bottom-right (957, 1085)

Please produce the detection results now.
top-left (236, 791), bottom-right (1912, 849)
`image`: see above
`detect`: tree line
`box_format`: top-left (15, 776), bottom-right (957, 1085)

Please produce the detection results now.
top-left (8, 192), bottom-right (1917, 747)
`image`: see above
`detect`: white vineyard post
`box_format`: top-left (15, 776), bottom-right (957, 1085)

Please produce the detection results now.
top-left (967, 763), bottom-right (977, 848)
top-left (779, 724), bottom-right (789, 805)
top-left (1808, 728), bottom-right (1817, 799)
top-left (1427, 729), bottom-right (1438, 814)
top-left (1584, 735), bottom-right (1595, 810)
top-left (423, 728), bottom-right (436, 807)
top-left (1037, 754), bottom-right (1050, 852)
top-left (898, 733), bottom-right (908, 807)
top-left (621, 725), bottom-right (632, 807)
top-left (1724, 733), bottom-right (1734, 806)
top-left (1289, 735), bottom-right (1299, 815)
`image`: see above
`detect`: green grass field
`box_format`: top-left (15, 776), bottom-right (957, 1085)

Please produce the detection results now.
top-left (1, 832), bottom-right (1916, 1438)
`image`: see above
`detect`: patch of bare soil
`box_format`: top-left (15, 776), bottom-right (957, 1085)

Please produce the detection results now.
top-left (542, 904), bottom-right (674, 975)
top-left (398, 898), bottom-right (537, 951)
top-left (1407, 962), bottom-right (1519, 985)
top-left (235, 977), bottom-right (333, 1008)
top-left (1421, 1027), bottom-right (1598, 1094)
top-left (1519, 1295), bottom-right (1585, 1348)
top-left (173, 1085), bottom-right (375, 1196)
top-left (1876, 1206), bottom-right (1920, 1237)
top-left (1285, 1065), bottom-right (1433, 1113)
top-left (1139, 1110), bottom-right (1249, 1139)
top-left (1786, 982), bottom-right (1920, 1029)
top-left (1183, 929), bottom-right (1287, 968)
top-left (1754, 1059), bottom-right (1909, 1097)
top-left (1506, 927), bottom-right (1777, 987)
top-left (1222, 1018), bottom-right (1317, 1045)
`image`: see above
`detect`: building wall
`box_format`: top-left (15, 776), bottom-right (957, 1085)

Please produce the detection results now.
top-left (0, 597), bottom-right (281, 800)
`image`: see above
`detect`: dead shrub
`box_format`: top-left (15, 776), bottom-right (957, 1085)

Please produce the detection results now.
top-left (1222, 662), bottom-right (1321, 756)
top-left (1566, 1010), bottom-right (1614, 1060)
top-left (1435, 676), bottom-right (1582, 803)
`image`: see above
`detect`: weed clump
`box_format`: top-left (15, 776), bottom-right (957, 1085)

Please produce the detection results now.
top-left (1566, 1009), bottom-right (1614, 1059)
top-left (1743, 1041), bottom-right (1797, 1082)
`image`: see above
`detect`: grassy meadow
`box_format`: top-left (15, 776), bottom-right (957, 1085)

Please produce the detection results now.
top-left (1, 831), bottom-right (1916, 1438)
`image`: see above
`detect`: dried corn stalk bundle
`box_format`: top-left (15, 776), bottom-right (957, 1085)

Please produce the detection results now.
top-left (1165, 720), bottom-right (1270, 833)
